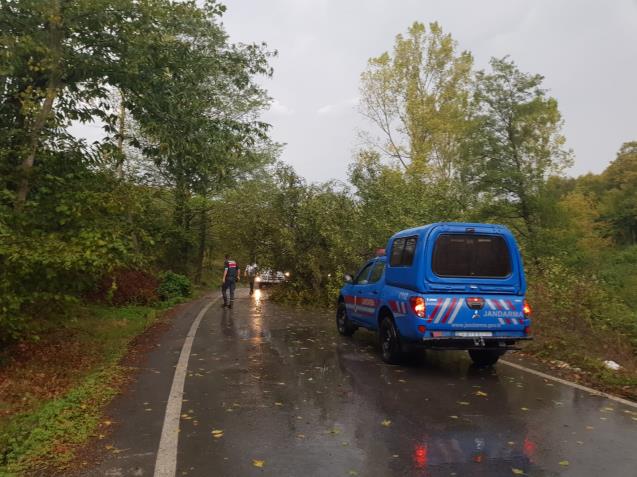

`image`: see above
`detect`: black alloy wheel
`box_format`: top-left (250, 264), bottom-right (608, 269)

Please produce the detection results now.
top-left (379, 316), bottom-right (402, 364)
top-left (336, 303), bottom-right (356, 336)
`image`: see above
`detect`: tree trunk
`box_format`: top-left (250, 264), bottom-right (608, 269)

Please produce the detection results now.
top-left (15, 0), bottom-right (63, 210)
top-left (173, 171), bottom-right (191, 273)
top-left (16, 80), bottom-right (60, 209)
top-left (195, 206), bottom-right (208, 284)
top-left (116, 90), bottom-right (126, 179)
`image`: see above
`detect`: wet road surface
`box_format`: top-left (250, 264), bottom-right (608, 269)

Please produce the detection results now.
top-left (87, 289), bottom-right (637, 477)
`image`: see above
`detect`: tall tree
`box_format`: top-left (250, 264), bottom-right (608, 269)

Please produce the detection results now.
top-left (359, 21), bottom-right (474, 180)
top-left (600, 141), bottom-right (637, 245)
top-left (470, 57), bottom-right (573, 260)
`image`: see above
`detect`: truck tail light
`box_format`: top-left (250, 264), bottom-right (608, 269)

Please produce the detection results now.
top-left (524, 325), bottom-right (531, 335)
top-left (410, 296), bottom-right (426, 318)
top-left (466, 297), bottom-right (485, 310)
top-left (523, 300), bottom-right (532, 317)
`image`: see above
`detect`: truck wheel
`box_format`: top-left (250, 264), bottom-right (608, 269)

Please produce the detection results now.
top-left (468, 349), bottom-right (504, 367)
top-left (379, 316), bottom-right (402, 364)
top-left (336, 303), bottom-right (357, 336)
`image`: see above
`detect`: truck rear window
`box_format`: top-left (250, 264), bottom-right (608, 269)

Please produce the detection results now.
top-left (432, 234), bottom-right (511, 278)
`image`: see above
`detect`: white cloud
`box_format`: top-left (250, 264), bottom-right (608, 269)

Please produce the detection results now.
top-left (316, 96), bottom-right (359, 115)
top-left (268, 99), bottom-right (294, 116)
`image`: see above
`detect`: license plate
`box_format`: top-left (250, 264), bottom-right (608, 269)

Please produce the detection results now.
top-left (455, 331), bottom-right (493, 337)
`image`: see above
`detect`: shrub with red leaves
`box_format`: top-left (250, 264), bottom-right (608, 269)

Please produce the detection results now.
top-left (92, 269), bottom-right (159, 305)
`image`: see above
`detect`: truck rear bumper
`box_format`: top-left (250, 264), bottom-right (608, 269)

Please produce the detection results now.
top-left (402, 336), bottom-right (533, 352)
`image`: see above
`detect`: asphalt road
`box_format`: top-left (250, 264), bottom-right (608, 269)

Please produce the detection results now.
top-left (85, 289), bottom-right (637, 477)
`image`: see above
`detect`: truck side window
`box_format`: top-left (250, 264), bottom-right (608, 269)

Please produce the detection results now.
top-left (354, 262), bottom-right (374, 285)
top-left (368, 261), bottom-right (385, 283)
top-left (390, 238), bottom-right (405, 266)
top-left (390, 236), bottom-right (418, 267)
top-left (402, 237), bottom-right (417, 266)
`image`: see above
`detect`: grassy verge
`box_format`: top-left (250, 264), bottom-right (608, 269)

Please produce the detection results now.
top-left (0, 300), bottom-right (184, 476)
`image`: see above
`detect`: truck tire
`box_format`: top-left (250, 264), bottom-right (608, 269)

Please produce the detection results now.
top-left (379, 316), bottom-right (403, 364)
top-left (336, 303), bottom-right (357, 336)
top-left (468, 349), bottom-right (504, 367)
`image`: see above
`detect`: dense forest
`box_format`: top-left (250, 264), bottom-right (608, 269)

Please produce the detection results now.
top-left (1, 3), bottom-right (636, 381)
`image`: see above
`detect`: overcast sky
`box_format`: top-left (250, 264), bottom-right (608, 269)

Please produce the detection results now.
top-left (220, 0), bottom-right (637, 183)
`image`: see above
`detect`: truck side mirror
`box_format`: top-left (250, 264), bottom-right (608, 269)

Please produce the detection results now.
top-left (344, 274), bottom-right (353, 283)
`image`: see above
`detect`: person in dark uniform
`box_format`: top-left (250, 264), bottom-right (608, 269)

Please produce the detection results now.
top-left (221, 255), bottom-right (240, 308)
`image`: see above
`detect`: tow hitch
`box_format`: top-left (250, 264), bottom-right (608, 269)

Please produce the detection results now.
top-left (473, 337), bottom-right (486, 347)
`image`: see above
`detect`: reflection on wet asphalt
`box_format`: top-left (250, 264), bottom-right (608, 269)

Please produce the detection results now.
top-left (180, 290), bottom-right (637, 477)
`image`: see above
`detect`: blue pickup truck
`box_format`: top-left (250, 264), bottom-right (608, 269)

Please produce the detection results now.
top-left (336, 222), bottom-right (532, 366)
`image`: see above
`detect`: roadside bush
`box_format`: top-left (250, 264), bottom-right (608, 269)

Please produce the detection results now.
top-left (157, 272), bottom-right (192, 301)
top-left (92, 269), bottom-right (159, 306)
top-left (526, 258), bottom-right (637, 369)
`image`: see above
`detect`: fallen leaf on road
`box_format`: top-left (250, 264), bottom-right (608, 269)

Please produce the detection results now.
top-left (476, 391), bottom-right (488, 397)
top-left (392, 454), bottom-right (399, 458)
top-left (585, 426), bottom-right (594, 430)
top-left (449, 415), bottom-right (459, 419)
top-left (458, 401), bottom-right (470, 406)
top-left (274, 402), bottom-right (283, 406)
top-left (381, 419), bottom-right (392, 427)
top-left (252, 459), bottom-right (265, 468)
top-left (559, 460), bottom-right (569, 466)
top-left (520, 407), bottom-right (529, 411)
top-left (511, 468), bottom-right (525, 475)
top-left (212, 429), bottom-right (224, 439)
top-left (348, 471), bottom-right (358, 476)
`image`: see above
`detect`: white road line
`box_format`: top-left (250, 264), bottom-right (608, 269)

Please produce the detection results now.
top-left (500, 359), bottom-right (637, 409)
top-left (154, 298), bottom-right (218, 477)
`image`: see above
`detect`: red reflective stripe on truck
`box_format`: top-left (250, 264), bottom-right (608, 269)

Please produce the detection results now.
top-left (428, 299), bottom-right (442, 322)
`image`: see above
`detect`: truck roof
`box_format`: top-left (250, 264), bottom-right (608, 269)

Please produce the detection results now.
top-left (391, 222), bottom-right (510, 238)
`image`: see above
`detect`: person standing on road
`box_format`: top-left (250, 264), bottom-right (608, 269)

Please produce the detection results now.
top-left (245, 262), bottom-right (258, 295)
top-left (221, 255), bottom-right (240, 308)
